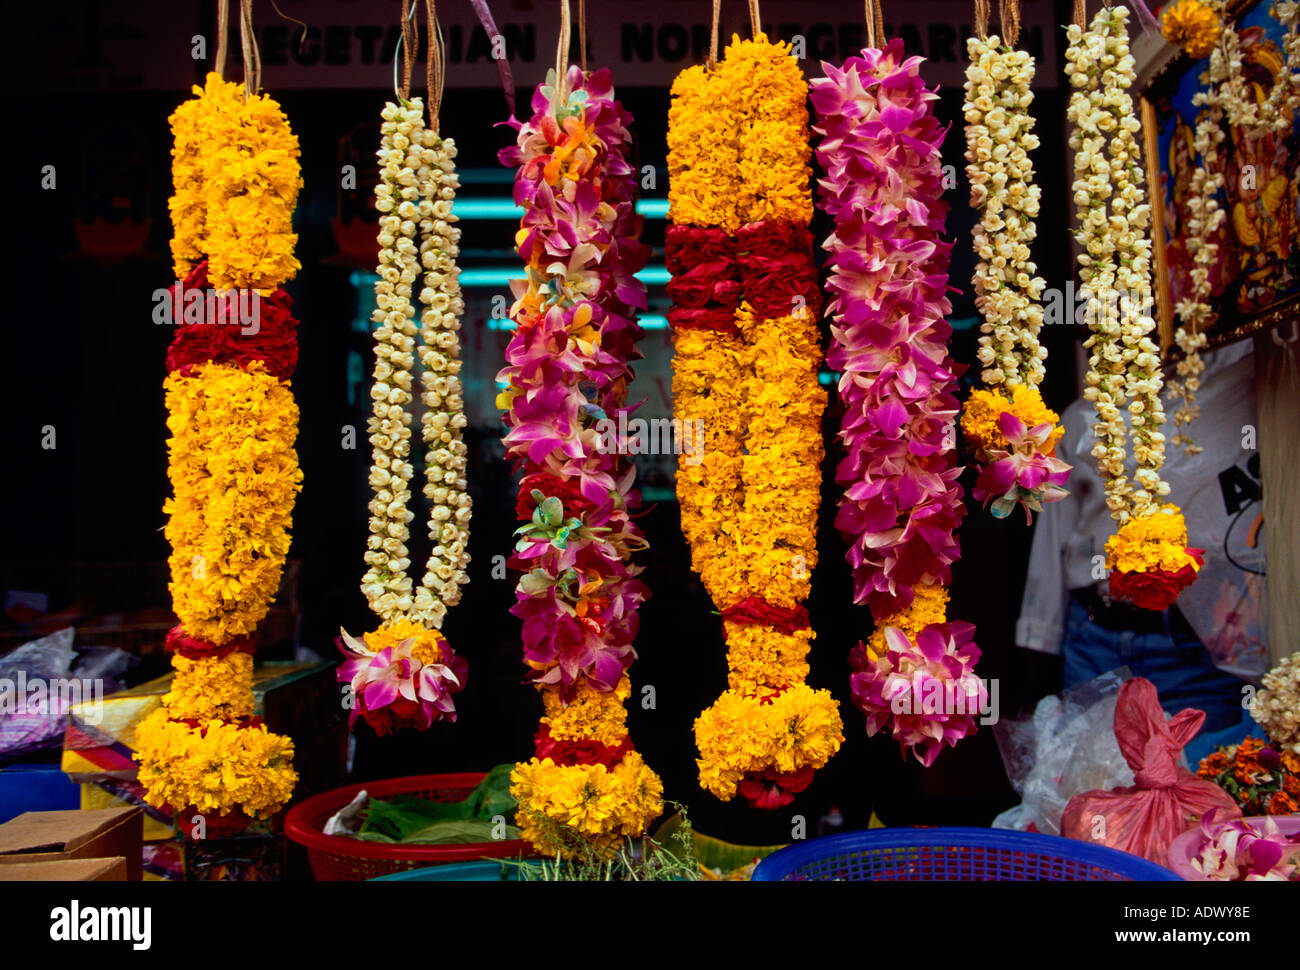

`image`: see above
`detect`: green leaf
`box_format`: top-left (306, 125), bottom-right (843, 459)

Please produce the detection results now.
top-left (401, 819), bottom-right (523, 845)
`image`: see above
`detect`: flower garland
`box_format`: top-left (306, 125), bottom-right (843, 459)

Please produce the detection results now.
top-left (812, 40), bottom-right (983, 765)
top-left (960, 32), bottom-right (1071, 519)
top-left (1198, 736), bottom-right (1300, 816)
top-left (669, 34), bottom-right (843, 808)
top-left (1067, 5), bottom-right (1203, 611)
top-left (1162, 0), bottom-right (1300, 452)
top-left (336, 97), bottom-right (473, 735)
top-left (1250, 653), bottom-right (1300, 756)
top-left (497, 65), bottom-right (662, 856)
top-left (136, 72), bottom-right (301, 828)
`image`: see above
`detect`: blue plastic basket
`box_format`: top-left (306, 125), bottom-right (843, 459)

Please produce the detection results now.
top-left (752, 827), bottom-right (1181, 881)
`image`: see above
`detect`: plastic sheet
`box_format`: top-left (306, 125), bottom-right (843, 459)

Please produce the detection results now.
top-left (992, 668), bottom-right (1134, 835)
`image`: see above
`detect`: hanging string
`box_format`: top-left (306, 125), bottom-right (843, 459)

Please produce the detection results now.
top-left (215, 0), bottom-right (230, 77)
top-left (974, 0), bottom-right (990, 40)
top-left (1000, 0), bottom-right (1020, 45)
top-left (554, 0), bottom-right (572, 104)
top-left (707, 0), bottom-right (721, 71)
top-left (268, 0), bottom-right (308, 55)
top-left (425, 0), bottom-right (444, 130)
top-left (239, 0), bottom-right (262, 97)
top-left (1073, 0), bottom-right (1087, 28)
top-left (579, 0), bottom-right (587, 73)
top-left (397, 0), bottom-right (416, 100)
top-left (748, 0), bottom-right (761, 36)
top-left (468, 0), bottom-right (516, 117)
top-left (866, 0), bottom-right (885, 48)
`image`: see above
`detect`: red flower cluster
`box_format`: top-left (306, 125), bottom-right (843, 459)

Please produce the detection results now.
top-left (515, 471), bottom-right (599, 522)
top-left (666, 222), bottom-right (820, 332)
top-left (1109, 549), bottom-right (1205, 611)
top-left (720, 596), bottom-right (811, 635)
top-left (736, 221), bottom-right (821, 319)
top-left (532, 725), bottom-right (634, 769)
top-left (165, 625), bottom-right (257, 659)
top-left (164, 261), bottom-right (299, 380)
top-left (736, 766), bottom-right (815, 810)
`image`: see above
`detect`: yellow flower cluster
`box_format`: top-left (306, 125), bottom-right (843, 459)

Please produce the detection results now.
top-left (363, 616), bottom-right (445, 667)
top-left (542, 676), bottom-right (631, 746)
top-left (165, 651), bottom-right (254, 722)
top-left (737, 307), bottom-right (825, 607)
top-left (168, 72), bottom-right (302, 290)
top-left (672, 328), bottom-right (748, 603)
top-left (510, 751), bottom-right (664, 858)
top-left (961, 385), bottom-right (1064, 454)
top-left (164, 360), bottom-right (302, 645)
top-left (1104, 505), bottom-right (1201, 574)
top-left (667, 34), bottom-right (812, 231)
top-left (695, 686), bottom-right (844, 802)
top-left (867, 584), bottom-right (950, 660)
top-left (726, 622), bottom-right (812, 693)
top-left (134, 709), bottom-right (297, 819)
top-left (1161, 0), bottom-right (1222, 59)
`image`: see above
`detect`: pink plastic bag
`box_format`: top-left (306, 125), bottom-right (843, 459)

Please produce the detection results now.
top-left (1060, 677), bottom-right (1241, 865)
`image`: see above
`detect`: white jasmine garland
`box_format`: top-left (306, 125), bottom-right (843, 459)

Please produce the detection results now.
top-left (964, 34), bottom-right (1047, 389)
top-left (362, 98), bottom-right (471, 627)
top-left (1068, 5), bottom-right (1170, 524)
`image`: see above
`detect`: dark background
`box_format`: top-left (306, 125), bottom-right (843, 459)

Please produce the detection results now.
top-left (0, 0), bottom-right (1084, 844)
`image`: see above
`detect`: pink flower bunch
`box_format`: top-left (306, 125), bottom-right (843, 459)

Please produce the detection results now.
top-left (811, 41), bottom-right (967, 621)
top-left (336, 631), bottom-right (468, 735)
top-left (1189, 809), bottom-right (1300, 881)
top-left (848, 622), bottom-right (986, 766)
top-left (497, 67), bottom-right (650, 697)
top-left (973, 411), bottom-right (1071, 520)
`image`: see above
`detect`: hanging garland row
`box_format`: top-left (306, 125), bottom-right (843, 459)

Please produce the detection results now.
top-left (498, 62), bottom-right (663, 856)
top-left (960, 24), bottom-right (1071, 520)
top-left (669, 32), bottom-right (843, 809)
top-left (812, 39), bottom-right (986, 766)
top-left (136, 71), bottom-right (302, 832)
top-left (1068, 3), bottom-right (1203, 611)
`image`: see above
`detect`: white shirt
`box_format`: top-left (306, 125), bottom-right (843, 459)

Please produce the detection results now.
top-left (1016, 341), bottom-right (1269, 682)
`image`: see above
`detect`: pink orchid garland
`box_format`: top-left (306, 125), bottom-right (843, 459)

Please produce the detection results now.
top-left (812, 41), bottom-right (983, 764)
top-left (497, 66), bottom-right (650, 696)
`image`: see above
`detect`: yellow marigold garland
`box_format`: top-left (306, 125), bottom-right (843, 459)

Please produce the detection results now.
top-left (669, 34), bottom-right (843, 809)
top-left (138, 71), bottom-right (302, 826)
top-left (163, 361), bottom-right (301, 644)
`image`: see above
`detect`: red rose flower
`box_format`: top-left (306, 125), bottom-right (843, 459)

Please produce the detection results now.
top-left (165, 625), bottom-right (257, 659)
top-left (164, 260), bottom-right (299, 380)
top-left (721, 596), bottom-right (811, 634)
top-left (533, 725), bottom-right (633, 767)
top-left (1108, 552), bottom-right (1203, 611)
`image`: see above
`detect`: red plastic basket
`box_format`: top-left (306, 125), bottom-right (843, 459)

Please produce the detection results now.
top-left (284, 773), bottom-right (533, 880)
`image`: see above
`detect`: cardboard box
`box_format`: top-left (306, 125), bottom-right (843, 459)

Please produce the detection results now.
top-left (0, 856), bottom-right (128, 881)
top-left (0, 808), bottom-right (142, 880)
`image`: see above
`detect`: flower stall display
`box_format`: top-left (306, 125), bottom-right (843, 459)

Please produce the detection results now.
top-left (135, 71), bottom-right (301, 832)
top-left (811, 39), bottom-right (984, 766)
top-left (336, 91), bottom-right (473, 736)
top-left (497, 61), bottom-right (663, 856)
top-left (668, 31), bottom-right (843, 809)
top-left (959, 23), bottom-right (1071, 520)
top-left (1066, 4), bottom-right (1203, 612)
